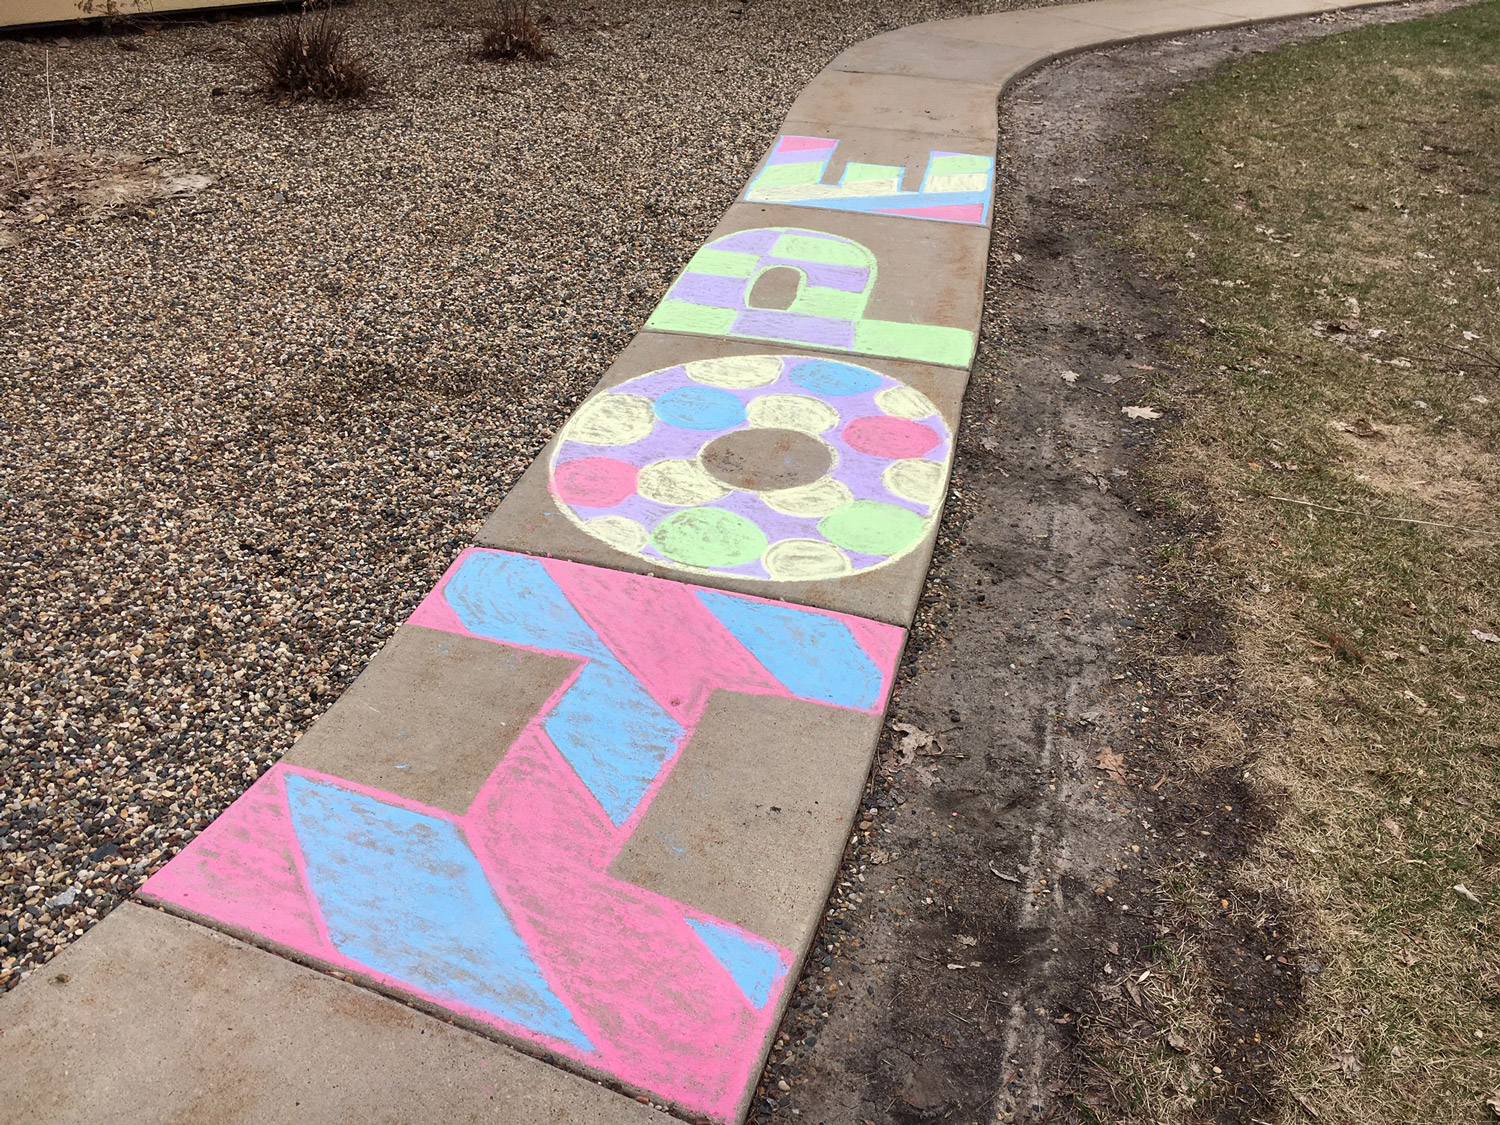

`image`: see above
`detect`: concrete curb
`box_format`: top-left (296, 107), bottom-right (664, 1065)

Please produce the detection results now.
top-left (0, 1), bottom-right (1402, 1121)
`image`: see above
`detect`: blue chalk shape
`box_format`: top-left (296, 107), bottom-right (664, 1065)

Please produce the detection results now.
top-left (443, 550), bottom-right (611, 663)
top-left (787, 358), bottom-right (882, 396)
top-left (686, 917), bottom-right (785, 1009)
top-left (284, 774), bottom-right (593, 1053)
top-left (543, 662), bottom-right (684, 825)
top-left (694, 591), bottom-right (883, 710)
top-left (653, 386), bottom-right (748, 430)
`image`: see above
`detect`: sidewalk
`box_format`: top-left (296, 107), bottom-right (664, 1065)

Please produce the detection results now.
top-left (0, 0), bottom-right (1393, 1121)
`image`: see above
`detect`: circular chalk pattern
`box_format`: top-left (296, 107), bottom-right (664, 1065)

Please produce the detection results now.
top-left (548, 355), bottom-right (952, 581)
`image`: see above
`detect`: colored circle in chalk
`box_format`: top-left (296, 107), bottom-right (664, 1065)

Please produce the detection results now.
top-left (882, 458), bottom-right (945, 507)
top-left (654, 386), bottom-right (747, 430)
top-left (787, 358), bottom-right (883, 396)
top-left (819, 500), bottom-right (926, 557)
top-left (684, 355), bottom-right (783, 388)
top-left (552, 457), bottom-right (639, 508)
top-left (547, 355), bottom-right (954, 581)
top-left (841, 416), bottom-right (942, 459)
top-left (763, 538), bottom-right (853, 580)
top-left (583, 515), bottom-right (649, 553)
top-left (650, 508), bottom-right (769, 568)
top-left (565, 393), bottom-right (656, 446)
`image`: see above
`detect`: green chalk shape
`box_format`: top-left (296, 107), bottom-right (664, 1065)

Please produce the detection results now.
top-left (752, 163), bottom-right (824, 190)
top-left (771, 233), bottom-right (874, 269)
top-left (853, 320), bottom-right (975, 368)
top-left (818, 500), bottom-right (925, 557)
top-left (648, 300), bottom-right (738, 336)
top-left (650, 508), bottom-right (770, 568)
top-left (687, 248), bottom-right (762, 279)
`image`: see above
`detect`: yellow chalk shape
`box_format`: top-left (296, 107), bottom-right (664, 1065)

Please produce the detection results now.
top-left (874, 385), bottom-right (940, 421)
top-left (684, 355), bottom-right (783, 389)
top-left (583, 515), bottom-right (649, 553)
top-left (745, 394), bottom-right (841, 434)
top-left (638, 459), bottom-right (732, 506)
top-left (565, 394), bottom-right (656, 446)
top-left (762, 476), bottom-right (853, 517)
top-left (763, 539), bottom-right (852, 581)
top-left (882, 459), bottom-right (945, 507)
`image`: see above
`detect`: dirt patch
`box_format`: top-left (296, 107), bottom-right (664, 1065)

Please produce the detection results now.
top-left (751, 5), bottom-right (1474, 1123)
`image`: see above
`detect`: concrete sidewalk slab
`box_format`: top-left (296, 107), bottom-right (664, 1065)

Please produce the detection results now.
top-left (609, 691), bottom-right (878, 950)
top-left (826, 31), bottom-right (1046, 86)
top-left (921, 8), bottom-right (1143, 50)
top-left (644, 204), bottom-right (987, 368)
top-left (137, 548), bottom-right (904, 1124)
top-left (282, 626), bottom-right (576, 814)
top-left (475, 334), bottom-right (964, 625)
top-left (740, 127), bottom-right (998, 226)
top-left (0, 903), bottom-right (661, 1125)
top-left (783, 71), bottom-right (999, 141)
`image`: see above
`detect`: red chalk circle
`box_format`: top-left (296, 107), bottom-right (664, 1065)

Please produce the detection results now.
top-left (841, 416), bottom-right (941, 459)
top-left (552, 457), bottom-right (640, 508)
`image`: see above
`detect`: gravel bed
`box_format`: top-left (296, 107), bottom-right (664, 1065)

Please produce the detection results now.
top-left (0, 0), bottom-right (1028, 991)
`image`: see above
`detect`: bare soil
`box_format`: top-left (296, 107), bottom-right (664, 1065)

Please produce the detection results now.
top-left (752, 5), bottom-right (1470, 1123)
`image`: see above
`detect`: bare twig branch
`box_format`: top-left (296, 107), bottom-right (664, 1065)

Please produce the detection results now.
top-left (1264, 493), bottom-right (1496, 538)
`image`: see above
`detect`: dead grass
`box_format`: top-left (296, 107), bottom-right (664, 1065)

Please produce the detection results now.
top-left (475, 0), bottom-right (556, 62)
top-left (1089, 3), bottom-right (1500, 1121)
top-left (254, 1), bottom-right (374, 102)
top-left (1, 52), bottom-right (213, 244)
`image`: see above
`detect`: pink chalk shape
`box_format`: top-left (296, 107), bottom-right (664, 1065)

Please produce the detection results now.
top-left (405, 549), bottom-right (480, 635)
top-left (552, 457), bottom-right (640, 508)
top-left (881, 203), bottom-right (988, 223)
top-left (777, 135), bottom-right (837, 153)
top-left (139, 765), bottom-right (334, 960)
top-left (841, 615), bottom-right (905, 699)
top-left (465, 731), bottom-right (776, 1121)
top-left (545, 558), bottom-right (784, 724)
top-left (843, 415), bottom-right (942, 458)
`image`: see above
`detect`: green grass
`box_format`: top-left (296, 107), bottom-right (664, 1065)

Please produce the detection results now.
top-left (1094, 3), bottom-right (1500, 1121)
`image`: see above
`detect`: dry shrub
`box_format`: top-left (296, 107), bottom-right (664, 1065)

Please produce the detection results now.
top-left (255, 1), bottom-right (373, 102)
top-left (476, 0), bottom-right (555, 62)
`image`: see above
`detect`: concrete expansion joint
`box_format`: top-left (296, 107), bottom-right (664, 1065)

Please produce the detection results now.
top-left (0, 0), bottom-right (1403, 1121)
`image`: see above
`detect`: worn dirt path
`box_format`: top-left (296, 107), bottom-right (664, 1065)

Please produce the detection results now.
top-left (755, 4), bottom-right (1465, 1122)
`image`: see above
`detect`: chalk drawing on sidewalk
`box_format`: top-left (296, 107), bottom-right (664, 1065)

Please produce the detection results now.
top-left (744, 135), bottom-right (994, 225)
top-left (140, 548), bottom-right (903, 1123)
top-left (645, 227), bottom-right (976, 368)
top-left (549, 354), bottom-right (952, 581)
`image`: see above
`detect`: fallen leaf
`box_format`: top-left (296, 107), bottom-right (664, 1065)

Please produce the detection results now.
top-left (1473, 630), bottom-right (1500, 644)
top-left (1485, 1090), bottom-right (1500, 1118)
top-left (912, 760), bottom-right (941, 788)
top-left (1454, 883), bottom-right (1482, 904)
top-left (1334, 1046), bottom-right (1363, 1080)
top-left (891, 721), bottom-right (943, 757)
top-left (1100, 372), bottom-right (1123, 385)
top-left (866, 847), bottom-right (891, 865)
top-left (1060, 370), bottom-right (1080, 384)
top-left (1121, 405), bottom-right (1162, 420)
top-left (1330, 418), bottom-right (1386, 440)
top-left (1096, 745), bottom-right (1128, 784)
top-left (956, 935), bottom-right (978, 948)
top-left (1166, 1030), bottom-right (1190, 1052)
